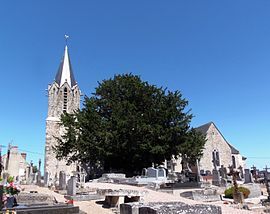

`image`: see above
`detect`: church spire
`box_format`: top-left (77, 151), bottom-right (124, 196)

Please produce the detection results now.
top-left (55, 45), bottom-right (76, 87)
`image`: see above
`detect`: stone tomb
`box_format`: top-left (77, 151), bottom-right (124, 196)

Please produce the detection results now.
top-left (3, 204), bottom-right (79, 214)
top-left (242, 183), bottom-right (261, 198)
top-left (120, 202), bottom-right (222, 214)
top-left (97, 189), bottom-right (147, 208)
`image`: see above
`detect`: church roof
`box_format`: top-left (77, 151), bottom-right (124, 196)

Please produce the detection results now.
top-left (55, 45), bottom-right (77, 87)
top-left (195, 122), bottom-right (212, 134)
top-left (195, 121), bottom-right (240, 155)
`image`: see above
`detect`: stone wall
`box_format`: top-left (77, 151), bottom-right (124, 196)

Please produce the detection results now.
top-left (198, 123), bottom-right (233, 172)
top-left (1, 146), bottom-right (29, 181)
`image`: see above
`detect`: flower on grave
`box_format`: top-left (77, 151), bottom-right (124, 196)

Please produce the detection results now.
top-left (4, 176), bottom-right (21, 197)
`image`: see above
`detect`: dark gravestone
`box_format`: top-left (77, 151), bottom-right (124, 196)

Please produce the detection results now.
top-left (157, 168), bottom-right (166, 178)
top-left (59, 171), bottom-right (66, 190)
top-left (244, 169), bottom-right (253, 183)
top-left (146, 167), bottom-right (158, 178)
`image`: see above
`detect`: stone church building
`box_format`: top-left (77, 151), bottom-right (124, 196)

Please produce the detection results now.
top-left (196, 122), bottom-right (246, 174)
top-left (170, 122), bottom-right (246, 174)
top-left (44, 45), bottom-right (81, 184)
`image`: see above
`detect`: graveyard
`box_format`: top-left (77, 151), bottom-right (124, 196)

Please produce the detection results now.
top-left (2, 164), bottom-right (270, 213)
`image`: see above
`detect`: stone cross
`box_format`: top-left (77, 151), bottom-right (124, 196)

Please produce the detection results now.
top-left (251, 165), bottom-right (258, 182)
top-left (38, 159), bottom-right (41, 172)
top-left (238, 166), bottom-right (244, 179)
top-left (228, 165), bottom-right (243, 204)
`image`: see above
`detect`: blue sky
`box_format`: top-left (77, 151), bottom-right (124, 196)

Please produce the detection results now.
top-left (1, 1), bottom-right (270, 170)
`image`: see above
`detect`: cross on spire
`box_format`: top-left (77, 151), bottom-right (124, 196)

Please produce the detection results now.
top-left (65, 34), bottom-right (69, 46)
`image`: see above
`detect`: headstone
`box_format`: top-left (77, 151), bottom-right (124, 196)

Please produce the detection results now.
top-left (244, 169), bottom-right (253, 183)
top-left (44, 172), bottom-right (49, 187)
top-left (219, 165), bottom-right (227, 179)
top-left (158, 168), bottom-right (166, 178)
top-left (146, 167), bottom-right (158, 178)
top-left (59, 171), bottom-right (66, 190)
top-left (25, 167), bottom-right (30, 182)
top-left (67, 176), bottom-right (76, 196)
top-left (37, 171), bottom-right (42, 186)
top-left (142, 168), bottom-right (147, 176)
top-left (212, 169), bottom-right (221, 186)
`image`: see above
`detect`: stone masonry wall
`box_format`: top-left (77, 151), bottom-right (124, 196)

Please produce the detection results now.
top-left (45, 81), bottom-right (80, 182)
top-left (199, 123), bottom-right (232, 172)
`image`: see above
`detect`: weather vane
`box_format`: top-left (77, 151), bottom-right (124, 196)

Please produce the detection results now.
top-left (64, 34), bottom-right (69, 45)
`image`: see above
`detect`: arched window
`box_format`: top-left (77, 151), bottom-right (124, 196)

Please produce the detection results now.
top-left (212, 150), bottom-right (220, 168)
top-left (232, 156), bottom-right (236, 168)
top-left (63, 88), bottom-right (68, 113)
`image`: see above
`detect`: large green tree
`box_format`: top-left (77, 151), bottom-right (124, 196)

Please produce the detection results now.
top-left (54, 74), bottom-right (205, 176)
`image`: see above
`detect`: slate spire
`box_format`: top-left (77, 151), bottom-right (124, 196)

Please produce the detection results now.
top-left (55, 45), bottom-right (76, 87)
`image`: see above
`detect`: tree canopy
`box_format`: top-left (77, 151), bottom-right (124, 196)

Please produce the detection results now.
top-left (54, 74), bottom-right (206, 176)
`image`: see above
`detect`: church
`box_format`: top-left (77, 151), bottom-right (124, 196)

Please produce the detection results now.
top-left (44, 45), bottom-right (246, 180)
top-left (169, 122), bottom-right (246, 175)
top-left (44, 45), bottom-right (81, 184)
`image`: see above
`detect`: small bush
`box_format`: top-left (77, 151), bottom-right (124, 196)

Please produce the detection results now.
top-left (224, 186), bottom-right (250, 199)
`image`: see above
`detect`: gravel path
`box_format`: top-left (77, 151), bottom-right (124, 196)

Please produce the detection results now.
top-left (21, 184), bottom-right (264, 214)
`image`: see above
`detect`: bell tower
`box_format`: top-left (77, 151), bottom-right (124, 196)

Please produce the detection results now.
top-left (44, 44), bottom-right (80, 183)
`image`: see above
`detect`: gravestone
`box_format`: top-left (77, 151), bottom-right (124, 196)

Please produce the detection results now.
top-left (59, 171), bottom-right (66, 190)
top-left (212, 169), bottom-right (221, 186)
top-left (142, 168), bottom-right (147, 176)
top-left (158, 168), bottom-right (166, 178)
top-left (44, 172), bottom-right (49, 187)
top-left (146, 167), bottom-right (158, 178)
top-left (67, 176), bottom-right (76, 196)
top-left (219, 165), bottom-right (227, 179)
top-left (244, 169), bottom-right (253, 183)
top-left (37, 171), bottom-right (42, 186)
